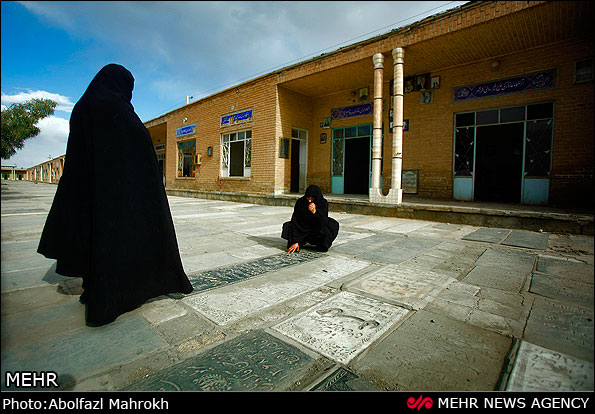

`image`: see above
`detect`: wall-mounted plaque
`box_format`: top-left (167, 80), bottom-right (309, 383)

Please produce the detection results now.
top-left (402, 170), bottom-right (418, 194)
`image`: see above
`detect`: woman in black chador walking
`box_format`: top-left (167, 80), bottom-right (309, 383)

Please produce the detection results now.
top-left (38, 64), bottom-right (193, 327)
top-left (282, 185), bottom-right (339, 253)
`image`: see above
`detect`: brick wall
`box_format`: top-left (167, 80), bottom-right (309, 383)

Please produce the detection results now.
top-left (148, 75), bottom-right (281, 194)
top-left (276, 87), bottom-right (314, 194)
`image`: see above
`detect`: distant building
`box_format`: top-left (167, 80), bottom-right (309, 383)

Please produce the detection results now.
top-left (1, 165), bottom-right (27, 181)
top-left (26, 155), bottom-right (66, 184)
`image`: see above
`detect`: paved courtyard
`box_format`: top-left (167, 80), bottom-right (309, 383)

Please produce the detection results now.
top-left (1, 180), bottom-right (593, 391)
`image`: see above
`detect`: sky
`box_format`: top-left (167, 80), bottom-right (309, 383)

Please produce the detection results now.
top-left (1, 0), bottom-right (468, 169)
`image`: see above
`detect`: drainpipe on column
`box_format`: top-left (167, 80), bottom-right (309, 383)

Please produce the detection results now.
top-left (370, 53), bottom-right (384, 201)
top-left (389, 47), bottom-right (404, 204)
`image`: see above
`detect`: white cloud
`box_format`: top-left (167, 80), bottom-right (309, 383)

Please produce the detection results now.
top-left (2, 114), bottom-right (69, 169)
top-left (1, 90), bottom-right (74, 113)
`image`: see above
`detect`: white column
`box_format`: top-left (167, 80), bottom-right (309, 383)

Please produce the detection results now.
top-left (371, 53), bottom-right (384, 192)
top-left (389, 47), bottom-right (404, 204)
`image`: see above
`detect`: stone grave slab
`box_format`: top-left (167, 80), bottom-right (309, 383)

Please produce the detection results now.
top-left (354, 234), bottom-right (443, 265)
top-left (384, 220), bottom-right (432, 234)
top-left (502, 230), bottom-right (549, 250)
top-left (183, 256), bottom-right (370, 325)
top-left (474, 247), bottom-right (536, 273)
top-left (463, 265), bottom-right (530, 292)
top-left (523, 296), bottom-right (594, 363)
top-left (125, 330), bottom-right (315, 391)
top-left (272, 291), bottom-right (410, 365)
top-left (505, 341), bottom-right (594, 391)
top-left (346, 264), bottom-right (457, 310)
top-left (332, 233), bottom-right (398, 255)
top-left (333, 231), bottom-right (374, 247)
top-left (310, 367), bottom-right (382, 391)
top-left (182, 250), bottom-right (326, 295)
top-left (1, 315), bottom-right (167, 390)
top-left (530, 272), bottom-right (593, 309)
top-left (350, 309), bottom-right (512, 391)
top-left (463, 228), bottom-right (511, 243)
top-left (354, 218), bottom-right (406, 231)
top-left (425, 283), bottom-right (531, 338)
top-left (536, 256), bottom-right (594, 284)
top-left (236, 223), bottom-right (284, 236)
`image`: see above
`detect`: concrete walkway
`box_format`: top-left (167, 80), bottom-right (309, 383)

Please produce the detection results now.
top-left (1, 180), bottom-right (593, 392)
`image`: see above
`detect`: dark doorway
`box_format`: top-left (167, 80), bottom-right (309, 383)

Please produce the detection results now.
top-left (229, 141), bottom-right (244, 177)
top-left (157, 157), bottom-right (165, 185)
top-left (344, 137), bottom-right (370, 195)
top-left (290, 139), bottom-right (300, 193)
top-left (474, 123), bottom-right (524, 203)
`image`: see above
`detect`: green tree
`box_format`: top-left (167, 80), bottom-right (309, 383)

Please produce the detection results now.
top-left (1, 98), bottom-right (57, 159)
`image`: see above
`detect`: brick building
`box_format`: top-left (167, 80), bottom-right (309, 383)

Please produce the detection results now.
top-left (26, 155), bottom-right (66, 184)
top-left (146, 1), bottom-right (593, 208)
top-left (1, 166), bottom-right (27, 181)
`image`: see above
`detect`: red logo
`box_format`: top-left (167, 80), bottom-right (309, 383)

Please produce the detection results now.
top-left (407, 395), bottom-right (433, 410)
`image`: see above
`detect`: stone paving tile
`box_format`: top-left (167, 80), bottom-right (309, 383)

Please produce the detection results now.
top-left (463, 227), bottom-right (511, 243)
top-left (1, 314), bottom-right (168, 390)
top-left (345, 234), bottom-right (442, 265)
top-left (424, 282), bottom-right (532, 338)
top-left (536, 255), bottom-right (594, 284)
top-left (463, 265), bottom-right (530, 292)
top-left (235, 224), bottom-right (284, 236)
top-left (1, 296), bottom-right (85, 350)
top-left (1, 265), bottom-right (57, 292)
top-left (505, 341), bottom-right (594, 391)
top-left (524, 296), bottom-right (594, 363)
top-left (353, 218), bottom-right (408, 231)
top-left (530, 272), bottom-right (593, 309)
top-left (409, 223), bottom-right (477, 240)
top-left (272, 291), bottom-right (410, 365)
top-left (346, 263), bottom-right (457, 310)
top-left (332, 230), bottom-right (374, 247)
top-left (502, 230), bottom-right (549, 250)
top-left (383, 220), bottom-right (433, 234)
top-left (474, 247), bottom-right (536, 274)
top-left (350, 309), bottom-right (513, 391)
top-left (125, 330), bottom-right (316, 391)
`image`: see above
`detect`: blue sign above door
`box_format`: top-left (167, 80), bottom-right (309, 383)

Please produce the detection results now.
top-left (176, 123), bottom-right (197, 137)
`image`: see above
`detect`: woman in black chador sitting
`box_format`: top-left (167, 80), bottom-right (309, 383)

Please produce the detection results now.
top-left (282, 185), bottom-right (339, 253)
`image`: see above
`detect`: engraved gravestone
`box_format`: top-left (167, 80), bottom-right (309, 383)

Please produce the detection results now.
top-left (125, 330), bottom-right (315, 391)
top-left (182, 251), bottom-right (326, 294)
top-left (506, 341), bottom-right (594, 391)
top-left (346, 264), bottom-right (457, 310)
top-left (273, 291), bottom-right (409, 365)
top-left (311, 367), bottom-right (382, 391)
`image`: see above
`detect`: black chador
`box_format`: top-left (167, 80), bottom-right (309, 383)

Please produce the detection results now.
top-left (282, 185), bottom-right (339, 253)
top-left (37, 64), bottom-right (193, 327)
